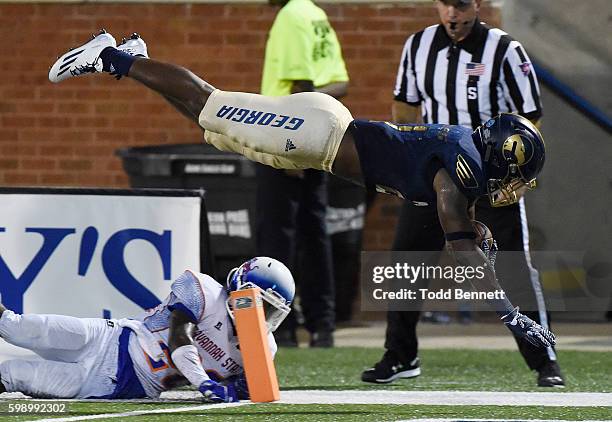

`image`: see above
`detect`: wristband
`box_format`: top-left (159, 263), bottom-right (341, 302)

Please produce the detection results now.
top-left (444, 231), bottom-right (477, 242)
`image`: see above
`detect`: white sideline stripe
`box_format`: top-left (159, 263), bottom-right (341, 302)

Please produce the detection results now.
top-left (11, 389), bottom-right (612, 407)
top-left (25, 402), bottom-right (247, 422)
top-left (519, 197), bottom-right (556, 361)
top-left (277, 390), bottom-right (612, 407)
top-left (397, 420), bottom-right (610, 422)
top-left (10, 390), bottom-right (612, 408)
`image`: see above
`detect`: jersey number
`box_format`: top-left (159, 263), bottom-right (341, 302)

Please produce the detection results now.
top-left (145, 342), bottom-right (176, 372)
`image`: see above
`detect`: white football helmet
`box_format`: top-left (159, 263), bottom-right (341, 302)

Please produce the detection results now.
top-left (226, 257), bottom-right (295, 332)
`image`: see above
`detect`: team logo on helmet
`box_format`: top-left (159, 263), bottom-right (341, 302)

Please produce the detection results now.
top-left (502, 134), bottom-right (532, 166)
top-left (240, 258), bottom-right (259, 278)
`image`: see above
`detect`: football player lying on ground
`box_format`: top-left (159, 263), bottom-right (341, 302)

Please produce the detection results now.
top-left (48, 31), bottom-right (555, 349)
top-left (0, 257), bottom-right (294, 400)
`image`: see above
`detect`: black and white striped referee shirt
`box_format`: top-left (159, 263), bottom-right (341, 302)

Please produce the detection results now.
top-left (394, 21), bottom-right (542, 129)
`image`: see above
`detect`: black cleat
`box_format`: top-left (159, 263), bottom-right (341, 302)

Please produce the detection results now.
top-left (361, 351), bottom-right (421, 384)
top-left (275, 328), bottom-right (298, 348)
top-left (310, 330), bottom-right (334, 348)
top-left (537, 361), bottom-right (565, 388)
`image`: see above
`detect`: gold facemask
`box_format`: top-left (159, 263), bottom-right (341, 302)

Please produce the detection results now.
top-left (487, 177), bottom-right (537, 207)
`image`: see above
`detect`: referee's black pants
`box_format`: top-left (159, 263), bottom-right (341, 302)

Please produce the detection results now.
top-left (386, 200), bottom-right (556, 371)
top-left (255, 164), bottom-right (335, 334)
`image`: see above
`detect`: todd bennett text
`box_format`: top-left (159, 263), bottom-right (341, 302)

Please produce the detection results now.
top-left (373, 288), bottom-right (507, 301)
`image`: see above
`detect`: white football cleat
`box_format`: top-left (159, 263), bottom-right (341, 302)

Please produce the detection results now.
top-left (117, 33), bottom-right (148, 58)
top-left (49, 30), bottom-right (116, 83)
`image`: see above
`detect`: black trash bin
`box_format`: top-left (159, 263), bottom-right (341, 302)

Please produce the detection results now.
top-left (117, 143), bottom-right (367, 319)
top-left (116, 143), bottom-right (257, 280)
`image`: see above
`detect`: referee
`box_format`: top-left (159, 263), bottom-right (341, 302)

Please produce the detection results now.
top-left (361, 0), bottom-right (564, 387)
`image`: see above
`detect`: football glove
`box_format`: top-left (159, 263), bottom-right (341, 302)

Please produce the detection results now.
top-left (480, 237), bottom-right (498, 268)
top-left (198, 379), bottom-right (237, 403)
top-left (473, 220), bottom-right (498, 268)
top-left (501, 307), bottom-right (556, 348)
top-left (224, 373), bottom-right (250, 400)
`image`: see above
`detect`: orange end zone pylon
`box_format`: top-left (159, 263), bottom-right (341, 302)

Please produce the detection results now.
top-left (230, 288), bottom-right (280, 402)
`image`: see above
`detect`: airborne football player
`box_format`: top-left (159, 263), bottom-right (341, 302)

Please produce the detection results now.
top-left (47, 32), bottom-right (555, 350)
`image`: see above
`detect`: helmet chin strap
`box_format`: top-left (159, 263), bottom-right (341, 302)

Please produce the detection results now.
top-left (226, 267), bottom-right (239, 290)
top-left (225, 298), bottom-right (235, 321)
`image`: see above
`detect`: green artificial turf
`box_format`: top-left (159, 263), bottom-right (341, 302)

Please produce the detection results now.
top-left (2, 348), bottom-right (609, 421)
top-left (276, 347), bottom-right (612, 392)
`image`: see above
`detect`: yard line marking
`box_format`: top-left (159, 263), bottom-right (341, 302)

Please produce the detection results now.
top-left (9, 389), bottom-right (612, 407)
top-left (25, 402), bottom-right (247, 422)
top-left (278, 390), bottom-right (612, 407)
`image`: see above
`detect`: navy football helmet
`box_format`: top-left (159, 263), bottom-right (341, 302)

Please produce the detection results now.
top-left (475, 113), bottom-right (546, 207)
top-left (226, 257), bottom-right (295, 332)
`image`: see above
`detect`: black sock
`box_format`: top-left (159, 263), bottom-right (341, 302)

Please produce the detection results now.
top-left (99, 47), bottom-right (137, 77)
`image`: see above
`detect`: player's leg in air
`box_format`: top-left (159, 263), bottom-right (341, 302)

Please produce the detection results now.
top-left (49, 31), bottom-right (364, 185)
top-left (0, 305), bottom-right (122, 398)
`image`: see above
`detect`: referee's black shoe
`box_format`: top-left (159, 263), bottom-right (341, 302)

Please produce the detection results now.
top-left (361, 351), bottom-right (421, 384)
top-left (537, 361), bottom-right (565, 387)
top-left (275, 328), bottom-right (298, 348)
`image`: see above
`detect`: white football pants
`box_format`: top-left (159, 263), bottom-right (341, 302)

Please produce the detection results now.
top-left (199, 90), bottom-right (354, 172)
top-left (0, 311), bottom-right (121, 398)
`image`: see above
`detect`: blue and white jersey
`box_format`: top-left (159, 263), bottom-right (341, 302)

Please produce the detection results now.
top-left (128, 270), bottom-right (278, 398)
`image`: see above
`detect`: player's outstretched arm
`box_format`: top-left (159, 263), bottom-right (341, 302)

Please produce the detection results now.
top-left (168, 309), bottom-right (236, 403)
top-left (434, 169), bottom-right (508, 309)
top-left (434, 169), bottom-right (555, 348)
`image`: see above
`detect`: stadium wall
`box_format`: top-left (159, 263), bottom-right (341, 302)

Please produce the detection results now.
top-left (0, 1), bottom-right (501, 250)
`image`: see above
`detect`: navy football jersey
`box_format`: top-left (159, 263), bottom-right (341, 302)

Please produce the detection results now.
top-left (348, 120), bottom-right (487, 205)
